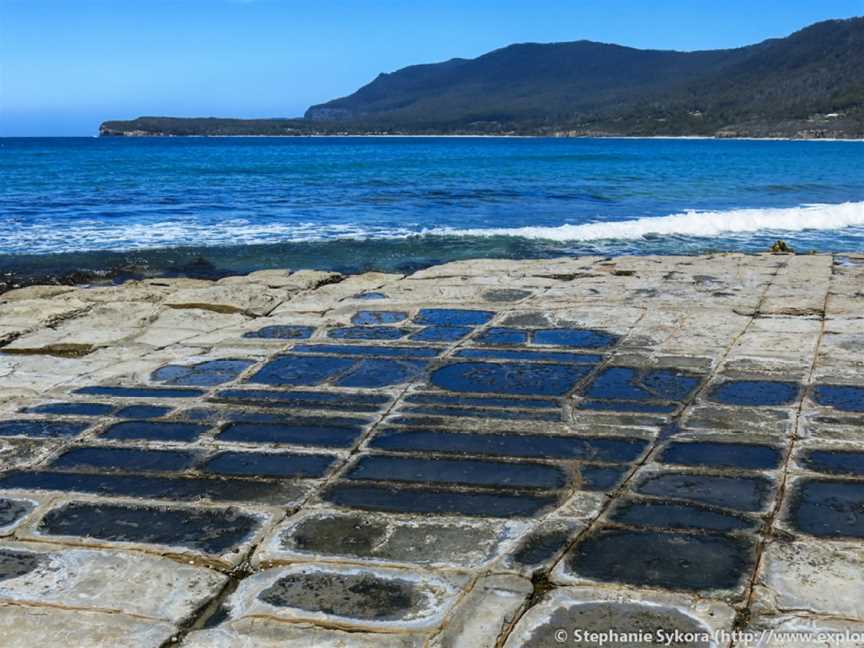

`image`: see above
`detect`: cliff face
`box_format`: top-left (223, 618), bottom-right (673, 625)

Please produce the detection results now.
top-left (101, 17), bottom-right (864, 137)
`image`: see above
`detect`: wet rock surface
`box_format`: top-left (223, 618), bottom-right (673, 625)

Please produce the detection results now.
top-left (36, 501), bottom-right (262, 554)
top-left (505, 590), bottom-right (731, 648)
top-left (563, 527), bottom-right (754, 591)
top-left (709, 379), bottom-right (800, 407)
top-left (516, 603), bottom-right (710, 647)
top-left (150, 359), bottom-right (255, 386)
top-left (634, 471), bottom-right (776, 511)
top-left (0, 498), bottom-right (34, 531)
top-left (431, 360), bottom-right (592, 396)
top-left (788, 479), bottom-right (864, 539)
top-left (0, 254), bottom-right (862, 645)
top-left (258, 570), bottom-right (421, 620)
top-left (0, 548), bottom-right (43, 581)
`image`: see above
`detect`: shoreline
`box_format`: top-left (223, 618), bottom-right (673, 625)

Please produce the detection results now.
top-left (3, 245), bottom-right (856, 297)
top-left (107, 134), bottom-right (864, 142)
top-left (3, 199), bottom-right (863, 280)
top-left (5, 134), bottom-right (864, 142)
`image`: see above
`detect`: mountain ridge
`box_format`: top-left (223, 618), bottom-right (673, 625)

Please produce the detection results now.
top-left (101, 17), bottom-right (864, 138)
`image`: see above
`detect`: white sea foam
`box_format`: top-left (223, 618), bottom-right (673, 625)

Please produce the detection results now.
top-left (429, 201), bottom-right (864, 242)
top-left (4, 202), bottom-right (864, 255)
top-left (2, 220), bottom-right (417, 255)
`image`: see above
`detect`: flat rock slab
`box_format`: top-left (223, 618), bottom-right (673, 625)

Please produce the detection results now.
top-left (257, 509), bottom-right (521, 568)
top-left (737, 615), bottom-right (864, 648)
top-left (0, 498), bottom-right (37, 534)
top-left (754, 540), bottom-right (864, 620)
top-left (183, 618), bottom-right (425, 648)
top-left (0, 606), bottom-right (175, 648)
top-left (25, 500), bottom-right (270, 564)
top-left (555, 526), bottom-right (756, 596)
top-left (0, 439), bottom-right (62, 470)
top-left (436, 574), bottom-right (532, 648)
top-left (0, 254), bottom-right (860, 645)
top-left (0, 540), bottom-right (226, 621)
top-left (504, 588), bottom-right (735, 648)
top-left (165, 284), bottom-right (283, 316)
top-left (4, 303), bottom-right (158, 356)
top-left (226, 564), bottom-right (462, 631)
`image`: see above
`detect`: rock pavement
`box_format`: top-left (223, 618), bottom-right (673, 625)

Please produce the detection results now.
top-left (1, 253), bottom-right (863, 647)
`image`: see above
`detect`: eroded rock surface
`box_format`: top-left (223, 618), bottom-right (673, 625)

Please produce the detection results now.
top-left (0, 254), bottom-right (862, 646)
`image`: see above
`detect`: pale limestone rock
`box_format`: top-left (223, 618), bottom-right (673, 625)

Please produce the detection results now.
top-left (753, 540), bottom-right (864, 620)
top-left (132, 308), bottom-right (248, 348)
top-left (183, 618), bottom-right (425, 648)
top-left (0, 298), bottom-right (89, 328)
top-left (0, 285), bottom-right (75, 301)
top-left (0, 327), bottom-right (20, 345)
top-left (0, 541), bottom-right (226, 621)
top-left (244, 269), bottom-right (298, 288)
top-left (826, 294), bottom-right (864, 317)
top-left (275, 269), bottom-right (342, 291)
top-left (3, 303), bottom-right (158, 355)
top-left (216, 275), bottom-right (256, 286)
top-left (737, 615), bottom-right (864, 647)
top-left (431, 574), bottom-right (532, 648)
top-left (0, 605), bottom-right (175, 647)
top-left (284, 272), bottom-right (402, 311)
top-left (66, 284), bottom-right (170, 303)
top-left (0, 353), bottom-right (113, 391)
top-left (142, 277), bottom-right (213, 290)
top-left (165, 284), bottom-right (282, 316)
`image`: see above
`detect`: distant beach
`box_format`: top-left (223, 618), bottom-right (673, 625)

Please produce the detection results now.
top-left (93, 133), bottom-right (864, 141)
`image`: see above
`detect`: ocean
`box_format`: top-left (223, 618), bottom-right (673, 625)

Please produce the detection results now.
top-left (2, 136), bottom-right (863, 278)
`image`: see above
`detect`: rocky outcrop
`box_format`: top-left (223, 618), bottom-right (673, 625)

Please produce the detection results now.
top-left (1, 254), bottom-right (863, 646)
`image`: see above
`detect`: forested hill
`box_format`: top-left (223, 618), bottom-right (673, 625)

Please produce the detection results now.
top-left (101, 17), bottom-right (864, 138)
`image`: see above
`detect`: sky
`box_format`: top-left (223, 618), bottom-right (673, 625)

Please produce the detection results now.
top-left (1, 0), bottom-right (862, 136)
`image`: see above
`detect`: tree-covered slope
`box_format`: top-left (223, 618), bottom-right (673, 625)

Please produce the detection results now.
top-left (304, 17), bottom-right (864, 135)
top-left (101, 17), bottom-right (864, 137)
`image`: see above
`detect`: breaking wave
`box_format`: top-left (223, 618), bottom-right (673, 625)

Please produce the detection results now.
top-left (432, 201), bottom-right (864, 242)
top-left (4, 202), bottom-right (864, 257)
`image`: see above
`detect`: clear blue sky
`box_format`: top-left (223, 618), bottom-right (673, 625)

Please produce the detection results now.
top-left (2, 0), bottom-right (862, 135)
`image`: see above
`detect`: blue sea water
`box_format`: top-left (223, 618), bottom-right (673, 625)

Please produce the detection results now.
top-left (1, 136), bottom-right (863, 276)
